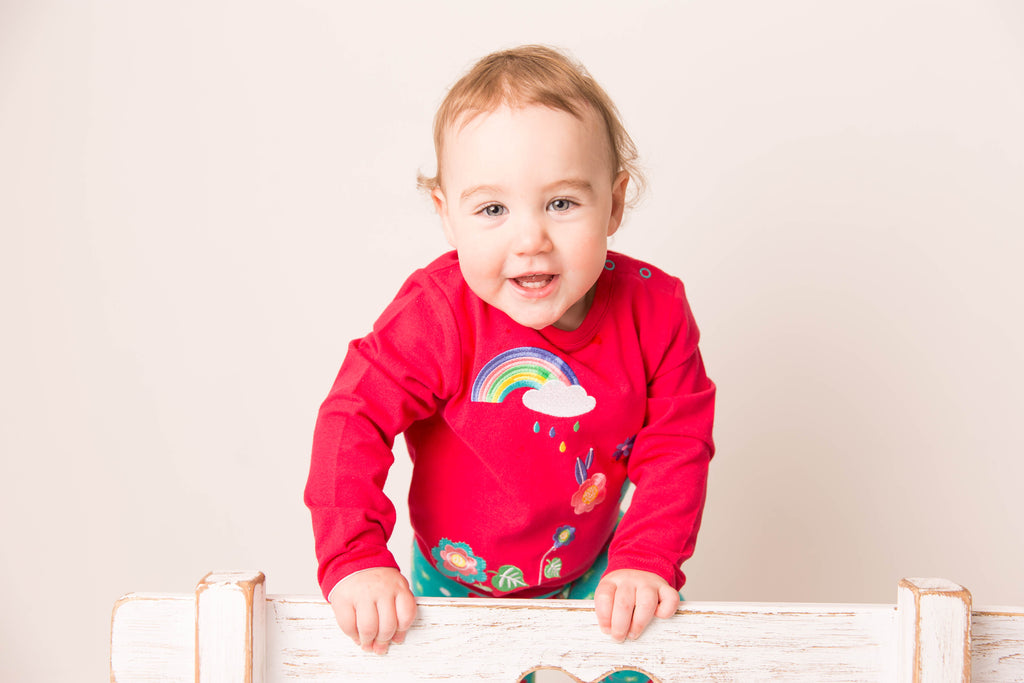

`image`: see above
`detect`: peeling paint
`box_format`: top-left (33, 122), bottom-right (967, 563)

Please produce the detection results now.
top-left (111, 574), bottom-right (1024, 682)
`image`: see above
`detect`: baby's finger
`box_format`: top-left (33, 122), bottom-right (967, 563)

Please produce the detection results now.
top-left (373, 600), bottom-right (399, 655)
top-left (331, 601), bottom-right (359, 645)
top-left (655, 585), bottom-right (680, 619)
top-left (609, 587), bottom-right (636, 642)
top-left (392, 589), bottom-right (417, 644)
top-left (594, 581), bottom-right (616, 633)
top-left (627, 586), bottom-right (660, 640)
top-left (355, 603), bottom-right (380, 653)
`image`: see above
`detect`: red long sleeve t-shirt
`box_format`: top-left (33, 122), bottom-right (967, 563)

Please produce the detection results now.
top-left (305, 250), bottom-right (715, 600)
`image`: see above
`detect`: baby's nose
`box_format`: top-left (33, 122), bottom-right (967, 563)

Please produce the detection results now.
top-left (514, 216), bottom-right (553, 255)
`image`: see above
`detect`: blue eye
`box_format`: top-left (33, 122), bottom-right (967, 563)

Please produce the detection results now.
top-left (481, 204), bottom-right (506, 217)
top-left (549, 198), bottom-right (575, 212)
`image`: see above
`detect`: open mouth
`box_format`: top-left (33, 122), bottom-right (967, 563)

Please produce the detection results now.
top-left (512, 273), bottom-right (556, 290)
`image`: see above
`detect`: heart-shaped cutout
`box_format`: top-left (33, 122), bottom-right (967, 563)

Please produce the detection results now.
top-left (519, 666), bottom-right (660, 683)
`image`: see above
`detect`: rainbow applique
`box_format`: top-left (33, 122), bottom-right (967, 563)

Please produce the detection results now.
top-left (471, 347), bottom-right (580, 404)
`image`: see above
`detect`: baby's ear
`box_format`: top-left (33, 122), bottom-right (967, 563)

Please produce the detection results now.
top-left (432, 188), bottom-right (457, 247)
top-left (607, 171), bottom-right (629, 236)
top-left (431, 187), bottom-right (447, 216)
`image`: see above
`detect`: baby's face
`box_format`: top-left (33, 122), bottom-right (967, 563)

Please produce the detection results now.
top-left (433, 104), bottom-right (628, 331)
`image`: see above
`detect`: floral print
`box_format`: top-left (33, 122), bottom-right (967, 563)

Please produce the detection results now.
top-left (539, 524), bottom-right (576, 584)
top-left (571, 473), bottom-right (608, 514)
top-left (431, 538), bottom-right (487, 583)
top-left (491, 564), bottom-right (528, 592)
top-left (552, 525), bottom-right (576, 548)
top-left (543, 558), bottom-right (563, 579)
top-left (613, 435), bottom-right (636, 461)
top-left (571, 448), bottom-right (607, 514)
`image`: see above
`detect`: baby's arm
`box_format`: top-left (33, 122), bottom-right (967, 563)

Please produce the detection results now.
top-left (598, 278), bottom-right (715, 640)
top-left (328, 568), bottom-right (417, 655)
top-left (307, 274), bottom-right (462, 649)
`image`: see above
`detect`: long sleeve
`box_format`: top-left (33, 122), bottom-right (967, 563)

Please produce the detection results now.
top-left (304, 272), bottom-right (462, 600)
top-left (605, 280), bottom-right (716, 589)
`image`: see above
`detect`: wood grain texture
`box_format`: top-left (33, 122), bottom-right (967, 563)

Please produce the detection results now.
top-left (266, 597), bottom-right (897, 682)
top-left (971, 609), bottom-right (1024, 682)
top-left (195, 571), bottom-right (266, 683)
top-left (110, 594), bottom-right (193, 683)
top-left (110, 574), bottom-right (1024, 683)
top-left (898, 578), bottom-right (972, 683)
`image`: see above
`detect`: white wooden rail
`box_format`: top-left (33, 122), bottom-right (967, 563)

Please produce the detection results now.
top-left (110, 571), bottom-right (1024, 682)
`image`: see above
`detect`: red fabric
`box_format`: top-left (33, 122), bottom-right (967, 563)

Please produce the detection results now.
top-left (305, 251), bottom-right (715, 600)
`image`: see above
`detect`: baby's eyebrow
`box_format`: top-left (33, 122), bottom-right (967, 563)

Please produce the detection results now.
top-left (459, 178), bottom-right (595, 205)
top-left (460, 185), bottom-right (502, 204)
top-left (544, 178), bottom-right (594, 195)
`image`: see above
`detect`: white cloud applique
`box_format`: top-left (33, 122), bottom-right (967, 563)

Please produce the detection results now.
top-left (522, 380), bottom-right (596, 418)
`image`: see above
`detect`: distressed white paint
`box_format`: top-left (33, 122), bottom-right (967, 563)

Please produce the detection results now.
top-left (897, 578), bottom-right (971, 683)
top-left (267, 596), bottom-right (896, 682)
top-left (917, 591), bottom-right (970, 681)
top-left (971, 609), bottom-right (1024, 682)
top-left (196, 571), bottom-right (265, 683)
top-left (898, 581), bottom-right (917, 682)
top-left (110, 594), bottom-right (193, 683)
top-left (110, 573), bottom-right (1024, 683)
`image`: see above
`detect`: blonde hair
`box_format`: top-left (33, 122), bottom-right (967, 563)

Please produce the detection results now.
top-left (418, 45), bottom-right (645, 207)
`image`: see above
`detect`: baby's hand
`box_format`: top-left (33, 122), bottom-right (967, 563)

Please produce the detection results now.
top-left (328, 567), bottom-right (417, 655)
top-left (594, 569), bottom-right (679, 642)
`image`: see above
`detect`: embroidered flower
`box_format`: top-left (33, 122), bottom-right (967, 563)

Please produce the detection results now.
top-left (613, 435), bottom-right (636, 461)
top-left (571, 473), bottom-right (607, 514)
top-left (552, 525), bottom-right (576, 548)
top-left (431, 538), bottom-right (487, 583)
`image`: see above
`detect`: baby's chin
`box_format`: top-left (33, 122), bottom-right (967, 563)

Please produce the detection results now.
top-left (506, 311), bottom-right (562, 331)
top-left (488, 302), bottom-right (565, 331)
top-left (470, 286), bottom-right (584, 331)
top-left (504, 306), bottom-right (586, 331)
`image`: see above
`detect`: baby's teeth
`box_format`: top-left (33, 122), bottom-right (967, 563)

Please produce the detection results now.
top-left (516, 275), bottom-right (551, 288)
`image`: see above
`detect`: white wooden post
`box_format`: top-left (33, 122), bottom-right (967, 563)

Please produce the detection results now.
top-left (898, 577), bottom-right (971, 682)
top-left (195, 570), bottom-right (265, 683)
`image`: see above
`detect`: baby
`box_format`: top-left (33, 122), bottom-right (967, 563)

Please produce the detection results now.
top-left (305, 45), bottom-right (716, 661)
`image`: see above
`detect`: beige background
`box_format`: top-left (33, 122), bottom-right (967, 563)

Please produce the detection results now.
top-left (3, 0), bottom-right (1023, 680)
